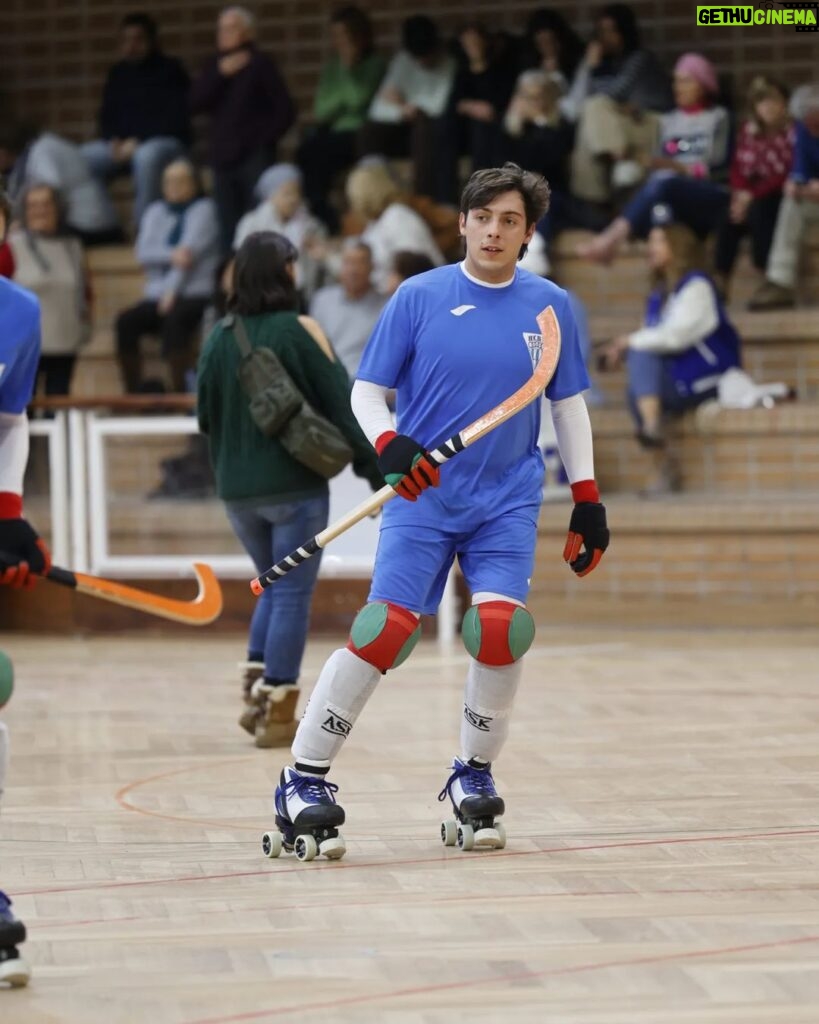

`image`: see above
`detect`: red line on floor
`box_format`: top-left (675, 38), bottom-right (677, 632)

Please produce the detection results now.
top-left (183, 933), bottom-right (819, 1024)
top-left (12, 825), bottom-right (819, 897)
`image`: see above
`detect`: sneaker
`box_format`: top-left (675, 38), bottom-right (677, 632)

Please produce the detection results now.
top-left (748, 281), bottom-right (795, 311)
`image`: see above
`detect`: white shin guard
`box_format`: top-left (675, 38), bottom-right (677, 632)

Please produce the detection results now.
top-left (292, 648), bottom-right (381, 763)
top-left (461, 659), bottom-right (523, 764)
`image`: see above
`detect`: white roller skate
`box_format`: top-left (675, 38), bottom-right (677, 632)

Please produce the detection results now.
top-left (438, 757), bottom-right (506, 851)
top-left (0, 891), bottom-right (30, 988)
top-left (262, 765), bottom-right (346, 862)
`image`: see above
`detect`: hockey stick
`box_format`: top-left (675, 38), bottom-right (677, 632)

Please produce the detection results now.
top-left (0, 559), bottom-right (224, 625)
top-left (250, 305), bottom-right (561, 595)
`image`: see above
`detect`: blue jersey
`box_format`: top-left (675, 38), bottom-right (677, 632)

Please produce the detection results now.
top-left (0, 278), bottom-right (41, 415)
top-left (357, 263), bottom-right (588, 531)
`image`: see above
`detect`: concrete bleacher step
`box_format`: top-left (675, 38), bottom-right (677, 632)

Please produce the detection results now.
top-left (531, 491), bottom-right (819, 627)
top-left (552, 227), bottom-right (819, 319)
top-left (591, 400), bottom-right (819, 494)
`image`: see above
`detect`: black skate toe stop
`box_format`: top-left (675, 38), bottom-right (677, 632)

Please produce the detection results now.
top-left (460, 796), bottom-right (505, 819)
top-left (293, 805), bottom-right (345, 829)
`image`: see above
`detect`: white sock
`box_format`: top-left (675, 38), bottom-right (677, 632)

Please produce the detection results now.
top-left (292, 648), bottom-right (381, 763)
top-left (460, 659), bottom-right (523, 763)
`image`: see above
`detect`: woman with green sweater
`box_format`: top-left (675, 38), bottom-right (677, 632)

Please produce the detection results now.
top-left (197, 231), bottom-right (382, 747)
top-left (296, 6), bottom-right (386, 232)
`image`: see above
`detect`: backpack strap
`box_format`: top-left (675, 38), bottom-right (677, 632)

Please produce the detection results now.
top-left (223, 314), bottom-right (255, 359)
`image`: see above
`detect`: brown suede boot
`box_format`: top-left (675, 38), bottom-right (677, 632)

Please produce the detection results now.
top-left (639, 449), bottom-right (681, 499)
top-left (238, 661), bottom-right (265, 736)
top-left (254, 684), bottom-right (300, 748)
top-left (748, 280), bottom-right (795, 311)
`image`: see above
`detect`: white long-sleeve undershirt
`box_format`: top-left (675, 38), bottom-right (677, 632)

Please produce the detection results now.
top-left (0, 413), bottom-right (29, 495)
top-left (351, 380), bottom-right (596, 484)
top-left (351, 379), bottom-right (394, 446)
top-left (550, 393), bottom-right (595, 484)
top-left (628, 277), bottom-right (719, 355)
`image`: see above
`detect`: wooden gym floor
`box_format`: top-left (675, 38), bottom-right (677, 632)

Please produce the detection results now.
top-left (2, 628), bottom-right (819, 1023)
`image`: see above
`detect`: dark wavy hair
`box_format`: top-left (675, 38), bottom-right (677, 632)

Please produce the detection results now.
top-left (230, 232), bottom-right (299, 316)
top-left (460, 163), bottom-right (551, 260)
top-left (525, 9), bottom-right (585, 80)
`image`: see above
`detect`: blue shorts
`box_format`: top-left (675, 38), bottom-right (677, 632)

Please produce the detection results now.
top-left (368, 507), bottom-right (539, 615)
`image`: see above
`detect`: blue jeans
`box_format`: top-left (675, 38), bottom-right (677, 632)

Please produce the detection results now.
top-left (627, 348), bottom-right (712, 429)
top-left (82, 137), bottom-right (186, 224)
top-left (226, 493), bottom-right (329, 682)
top-left (623, 172), bottom-right (730, 239)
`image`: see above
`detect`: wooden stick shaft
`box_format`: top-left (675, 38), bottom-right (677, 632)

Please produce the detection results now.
top-left (250, 306), bottom-right (562, 595)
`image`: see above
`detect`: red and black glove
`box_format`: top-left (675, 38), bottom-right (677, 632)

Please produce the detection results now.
top-left (375, 431), bottom-right (440, 502)
top-left (0, 492), bottom-right (52, 589)
top-left (563, 481), bottom-right (609, 578)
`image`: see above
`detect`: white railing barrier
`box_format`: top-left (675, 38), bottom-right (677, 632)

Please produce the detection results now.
top-left (41, 409), bottom-right (458, 646)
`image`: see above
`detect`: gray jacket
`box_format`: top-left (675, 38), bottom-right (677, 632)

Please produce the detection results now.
top-left (135, 197), bottom-right (220, 301)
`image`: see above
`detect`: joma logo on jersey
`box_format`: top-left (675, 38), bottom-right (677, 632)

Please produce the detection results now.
top-left (522, 332), bottom-right (543, 371)
top-left (321, 711), bottom-right (352, 737)
top-left (464, 703), bottom-right (492, 732)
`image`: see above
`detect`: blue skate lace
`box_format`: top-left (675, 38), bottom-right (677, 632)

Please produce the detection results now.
top-left (437, 761), bottom-right (496, 803)
top-left (283, 773), bottom-right (339, 806)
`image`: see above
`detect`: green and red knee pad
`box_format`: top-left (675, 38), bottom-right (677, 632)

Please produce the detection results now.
top-left (348, 598), bottom-right (535, 672)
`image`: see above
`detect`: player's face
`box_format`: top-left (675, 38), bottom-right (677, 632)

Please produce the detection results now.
top-left (459, 191), bottom-right (535, 284)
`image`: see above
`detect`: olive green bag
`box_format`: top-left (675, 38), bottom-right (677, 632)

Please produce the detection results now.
top-left (227, 314), bottom-right (353, 479)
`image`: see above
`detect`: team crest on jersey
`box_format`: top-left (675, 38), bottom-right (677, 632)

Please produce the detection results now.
top-left (522, 333), bottom-right (543, 371)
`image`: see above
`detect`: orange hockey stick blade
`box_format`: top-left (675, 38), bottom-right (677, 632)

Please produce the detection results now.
top-left (47, 562), bottom-right (223, 625)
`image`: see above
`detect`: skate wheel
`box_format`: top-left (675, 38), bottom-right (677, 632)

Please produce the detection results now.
top-left (294, 833), bottom-right (318, 862)
top-left (456, 823), bottom-right (475, 851)
top-left (319, 835), bottom-right (346, 860)
top-left (0, 957), bottom-right (30, 988)
top-left (494, 822), bottom-right (507, 849)
top-left (440, 819), bottom-right (457, 847)
top-left (261, 830), bottom-right (283, 858)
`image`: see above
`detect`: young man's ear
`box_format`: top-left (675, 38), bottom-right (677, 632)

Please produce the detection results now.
top-left (523, 222), bottom-right (536, 245)
top-left (458, 212), bottom-right (467, 237)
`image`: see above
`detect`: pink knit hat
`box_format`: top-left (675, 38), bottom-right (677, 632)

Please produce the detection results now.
top-left (674, 53), bottom-right (719, 97)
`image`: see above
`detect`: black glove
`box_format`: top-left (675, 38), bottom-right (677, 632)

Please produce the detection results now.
top-left (0, 516), bottom-right (52, 589)
top-left (375, 432), bottom-right (440, 502)
top-left (563, 502), bottom-right (609, 577)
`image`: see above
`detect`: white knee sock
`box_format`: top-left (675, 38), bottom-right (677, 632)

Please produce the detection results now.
top-left (292, 648), bottom-right (381, 764)
top-left (460, 659), bottom-right (523, 764)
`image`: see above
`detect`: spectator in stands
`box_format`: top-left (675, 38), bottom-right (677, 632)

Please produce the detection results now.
top-left (578, 53), bottom-right (729, 263)
top-left (599, 204), bottom-right (740, 495)
top-left (360, 15), bottom-right (456, 201)
top-left (191, 5), bottom-right (295, 254)
top-left (116, 159), bottom-right (219, 393)
top-left (234, 164), bottom-right (326, 301)
top-left (566, 3), bottom-right (672, 208)
top-left (519, 9), bottom-right (584, 95)
top-left (749, 83), bottom-right (819, 310)
top-left (503, 71), bottom-right (573, 212)
top-left (8, 184), bottom-right (91, 398)
top-left (296, 6), bottom-right (386, 233)
top-left (196, 231), bottom-right (382, 746)
top-left (383, 250), bottom-right (436, 297)
top-left (81, 13), bottom-right (190, 228)
top-left (442, 22), bottom-right (517, 191)
top-left (713, 77), bottom-right (793, 299)
top-left (345, 161), bottom-right (445, 294)
top-left (309, 239), bottom-right (384, 377)
top-left (0, 122), bottom-right (122, 246)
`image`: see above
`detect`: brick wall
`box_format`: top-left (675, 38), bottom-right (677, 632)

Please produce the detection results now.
top-left (1, 0), bottom-right (817, 144)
